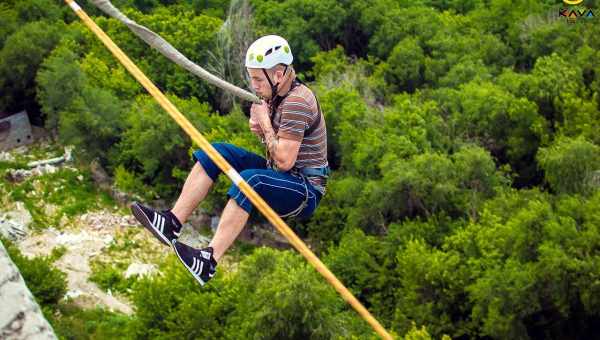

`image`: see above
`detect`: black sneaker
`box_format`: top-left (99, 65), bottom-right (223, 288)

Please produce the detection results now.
top-left (130, 202), bottom-right (181, 246)
top-left (172, 241), bottom-right (217, 286)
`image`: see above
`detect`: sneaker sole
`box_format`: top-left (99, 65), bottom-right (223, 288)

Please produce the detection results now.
top-left (130, 203), bottom-right (171, 247)
top-left (172, 242), bottom-right (207, 286)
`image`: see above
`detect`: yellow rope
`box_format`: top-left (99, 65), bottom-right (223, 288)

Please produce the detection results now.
top-left (63, 1), bottom-right (394, 338)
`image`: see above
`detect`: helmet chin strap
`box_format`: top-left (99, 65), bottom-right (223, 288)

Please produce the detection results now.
top-left (262, 65), bottom-right (288, 99)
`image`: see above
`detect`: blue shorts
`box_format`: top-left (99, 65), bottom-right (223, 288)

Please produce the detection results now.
top-left (193, 143), bottom-right (322, 219)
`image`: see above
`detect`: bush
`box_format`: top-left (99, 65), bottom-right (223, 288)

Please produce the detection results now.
top-left (130, 249), bottom-right (372, 339)
top-left (51, 304), bottom-right (134, 340)
top-left (538, 136), bottom-right (600, 196)
top-left (374, 37), bottom-right (424, 94)
top-left (89, 263), bottom-right (136, 295)
top-left (348, 145), bottom-right (506, 229)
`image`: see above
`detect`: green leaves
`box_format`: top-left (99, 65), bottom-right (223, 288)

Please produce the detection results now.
top-left (130, 248), bottom-right (372, 339)
top-left (538, 136), bottom-right (600, 196)
top-left (348, 145), bottom-right (505, 229)
top-left (0, 20), bottom-right (63, 112)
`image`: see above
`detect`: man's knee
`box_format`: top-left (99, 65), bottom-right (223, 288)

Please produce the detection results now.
top-left (194, 143), bottom-right (233, 159)
top-left (239, 169), bottom-right (262, 187)
top-left (192, 143), bottom-right (238, 181)
top-left (211, 142), bottom-right (230, 155)
top-left (228, 169), bottom-right (263, 214)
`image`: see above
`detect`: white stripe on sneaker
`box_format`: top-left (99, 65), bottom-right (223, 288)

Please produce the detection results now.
top-left (151, 213), bottom-right (164, 233)
top-left (151, 212), bottom-right (157, 227)
top-left (197, 261), bottom-right (204, 275)
top-left (192, 257), bottom-right (199, 273)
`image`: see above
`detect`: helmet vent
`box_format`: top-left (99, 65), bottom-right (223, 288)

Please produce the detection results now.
top-left (265, 47), bottom-right (273, 56)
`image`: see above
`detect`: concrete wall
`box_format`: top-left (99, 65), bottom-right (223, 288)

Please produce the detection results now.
top-left (0, 111), bottom-right (34, 151)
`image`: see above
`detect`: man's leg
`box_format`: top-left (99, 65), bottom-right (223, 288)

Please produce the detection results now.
top-left (170, 198), bottom-right (248, 286)
top-left (171, 162), bottom-right (214, 224)
top-left (171, 143), bottom-right (267, 224)
top-left (209, 199), bottom-right (250, 261)
top-left (172, 168), bottom-right (321, 285)
top-left (131, 143), bottom-right (266, 247)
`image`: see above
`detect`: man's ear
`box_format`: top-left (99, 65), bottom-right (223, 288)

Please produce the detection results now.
top-left (273, 67), bottom-right (286, 83)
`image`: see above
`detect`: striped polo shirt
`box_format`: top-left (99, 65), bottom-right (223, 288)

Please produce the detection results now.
top-left (270, 82), bottom-right (328, 194)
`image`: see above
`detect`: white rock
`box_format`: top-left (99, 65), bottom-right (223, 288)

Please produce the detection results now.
top-left (0, 202), bottom-right (32, 241)
top-left (44, 204), bottom-right (59, 218)
top-left (102, 235), bottom-right (114, 245)
top-left (13, 146), bottom-right (29, 154)
top-left (55, 232), bottom-right (93, 246)
top-left (64, 146), bottom-right (74, 162)
top-left (0, 151), bottom-right (15, 162)
top-left (64, 290), bottom-right (84, 300)
top-left (124, 263), bottom-right (157, 279)
top-left (7, 169), bottom-right (32, 182)
top-left (31, 164), bottom-right (58, 177)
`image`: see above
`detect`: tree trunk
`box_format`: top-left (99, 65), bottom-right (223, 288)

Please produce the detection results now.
top-left (0, 241), bottom-right (57, 340)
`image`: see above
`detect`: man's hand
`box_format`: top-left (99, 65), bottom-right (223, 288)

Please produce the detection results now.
top-left (250, 100), bottom-right (270, 125)
top-left (250, 100), bottom-right (300, 171)
top-left (250, 100), bottom-right (271, 140)
top-left (249, 116), bottom-right (263, 137)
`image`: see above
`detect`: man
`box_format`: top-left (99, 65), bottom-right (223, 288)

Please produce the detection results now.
top-left (131, 35), bottom-right (329, 285)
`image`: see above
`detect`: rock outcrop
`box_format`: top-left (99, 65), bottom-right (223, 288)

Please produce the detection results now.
top-left (0, 241), bottom-right (57, 340)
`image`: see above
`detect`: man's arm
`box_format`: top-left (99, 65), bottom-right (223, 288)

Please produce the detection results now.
top-left (251, 101), bottom-right (301, 171)
top-left (258, 115), bottom-right (301, 172)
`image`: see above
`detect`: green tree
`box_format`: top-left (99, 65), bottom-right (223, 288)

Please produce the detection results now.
top-left (348, 145), bottom-right (505, 229)
top-left (365, 6), bottom-right (442, 60)
top-left (393, 240), bottom-right (472, 337)
top-left (57, 85), bottom-right (127, 163)
top-left (14, 0), bottom-right (63, 23)
top-left (36, 43), bottom-right (86, 131)
top-left (556, 92), bottom-right (600, 144)
top-left (438, 58), bottom-right (492, 88)
top-left (449, 80), bottom-right (548, 185)
top-left (131, 249), bottom-right (372, 339)
top-left (374, 37), bottom-right (424, 94)
top-left (0, 21), bottom-right (63, 115)
top-left (251, 0), bottom-right (349, 71)
top-left (537, 136), bottom-right (600, 196)
top-left (0, 4), bottom-right (18, 49)
top-left (116, 95), bottom-right (213, 196)
top-left (445, 189), bottom-right (600, 338)
top-left (520, 19), bottom-right (583, 68)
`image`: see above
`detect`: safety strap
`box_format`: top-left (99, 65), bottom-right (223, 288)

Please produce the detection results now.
top-left (279, 175), bottom-right (310, 218)
top-left (270, 78), bottom-right (323, 136)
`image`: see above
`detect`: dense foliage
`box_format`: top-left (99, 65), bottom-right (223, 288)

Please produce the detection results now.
top-left (2, 0), bottom-right (600, 338)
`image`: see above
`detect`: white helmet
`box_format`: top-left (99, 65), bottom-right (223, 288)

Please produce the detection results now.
top-left (245, 35), bottom-right (293, 69)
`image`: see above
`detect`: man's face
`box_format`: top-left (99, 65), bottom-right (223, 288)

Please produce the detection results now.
top-left (247, 68), bottom-right (272, 99)
top-left (247, 67), bottom-right (284, 100)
